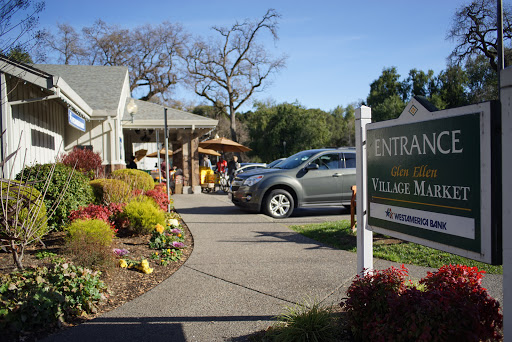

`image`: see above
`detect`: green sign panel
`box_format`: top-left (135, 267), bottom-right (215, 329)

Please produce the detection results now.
top-left (366, 101), bottom-right (501, 264)
top-left (368, 114), bottom-right (480, 251)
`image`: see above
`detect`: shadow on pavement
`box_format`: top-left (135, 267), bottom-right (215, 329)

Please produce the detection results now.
top-left (176, 205), bottom-right (350, 219)
top-left (45, 315), bottom-right (275, 342)
top-left (217, 230), bottom-right (339, 251)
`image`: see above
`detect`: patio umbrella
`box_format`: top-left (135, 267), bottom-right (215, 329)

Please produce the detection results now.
top-left (199, 147), bottom-right (221, 156)
top-left (173, 147), bottom-right (221, 156)
top-left (146, 148), bottom-right (173, 158)
top-left (198, 137), bottom-right (251, 153)
top-left (134, 149), bottom-right (147, 162)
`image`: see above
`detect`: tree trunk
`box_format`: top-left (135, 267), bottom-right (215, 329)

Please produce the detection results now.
top-left (10, 240), bottom-right (23, 270)
top-left (229, 103), bottom-right (238, 142)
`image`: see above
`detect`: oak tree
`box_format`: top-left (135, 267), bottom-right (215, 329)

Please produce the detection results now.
top-left (185, 9), bottom-right (287, 142)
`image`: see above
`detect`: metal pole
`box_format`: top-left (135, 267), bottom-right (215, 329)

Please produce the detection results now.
top-left (164, 108), bottom-right (171, 212)
top-left (498, 0), bottom-right (504, 101)
top-left (156, 130), bottom-right (161, 183)
top-left (501, 64), bottom-right (511, 342)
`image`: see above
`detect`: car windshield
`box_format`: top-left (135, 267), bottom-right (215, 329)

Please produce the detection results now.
top-left (275, 150), bottom-right (319, 169)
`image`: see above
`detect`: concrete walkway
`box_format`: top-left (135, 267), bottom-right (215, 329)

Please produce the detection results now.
top-left (44, 193), bottom-right (503, 341)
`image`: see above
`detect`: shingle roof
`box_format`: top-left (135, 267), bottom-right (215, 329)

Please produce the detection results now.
top-left (124, 98), bottom-right (216, 123)
top-left (35, 64), bottom-right (127, 112)
top-left (33, 63), bottom-right (217, 128)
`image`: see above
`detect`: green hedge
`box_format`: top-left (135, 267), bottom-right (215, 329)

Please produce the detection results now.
top-left (111, 169), bottom-right (154, 192)
top-left (89, 178), bottom-right (131, 204)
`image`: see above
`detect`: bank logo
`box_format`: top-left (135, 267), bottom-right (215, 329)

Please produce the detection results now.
top-left (385, 208), bottom-right (393, 218)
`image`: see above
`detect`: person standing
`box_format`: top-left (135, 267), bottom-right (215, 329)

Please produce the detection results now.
top-left (127, 156), bottom-right (137, 169)
top-left (227, 155), bottom-right (240, 184)
top-left (217, 156), bottom-right (227, 174)
top-left (202, 155), bottom-right (212, 169)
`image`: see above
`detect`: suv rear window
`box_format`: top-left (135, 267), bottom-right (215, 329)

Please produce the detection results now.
top-left (343, 152), bottom-right (356, 168)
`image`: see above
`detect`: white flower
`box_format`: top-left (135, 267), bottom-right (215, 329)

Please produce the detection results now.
top-left (168, 218), bottom-right (179, 227)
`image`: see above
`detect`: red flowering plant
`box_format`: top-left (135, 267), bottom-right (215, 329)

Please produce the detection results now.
top-left (419, 264), bottom-right (503, 341)
top-left (342, 265), bottom-right (409, 341)
top-left (69, 203), bottom-right (126, 233)
top-left (145, 186), bottom-right (170, 211)
top-left (60, 147), bottom-right (103, 179)
top-left (342, 264), bottom-right (502, 342)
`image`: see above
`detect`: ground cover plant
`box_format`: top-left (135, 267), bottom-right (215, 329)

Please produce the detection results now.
top-left (0, 261), bottom-right (107, 340)
top-left (288, 220), bottom-right (503, 274)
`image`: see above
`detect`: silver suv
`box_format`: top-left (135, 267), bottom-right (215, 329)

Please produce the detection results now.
top-left (230, 148), bottom-right (356, 218)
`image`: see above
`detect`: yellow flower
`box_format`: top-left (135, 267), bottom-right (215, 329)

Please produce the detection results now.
top-left (178, 234), bottom-right (182, 238)
top-left (119, 259), bottom-right (128, 268)
top-left (155, 251), bottom-right (159, 255)
top-left (155, 224), bottom-right (164, 234)
top-left (166, 249), bottom-right (170, 254)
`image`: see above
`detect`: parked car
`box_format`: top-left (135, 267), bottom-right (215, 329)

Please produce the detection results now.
top-left (230, 148), bottom-right (356, 218)
top-left (266, 158), bottom-right (285, 168)
top-left (235, 163), bottom-right (267, 175)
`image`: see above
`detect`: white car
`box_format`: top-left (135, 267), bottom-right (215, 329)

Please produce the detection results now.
top-left (266, 158), bottom-right (285, 168)
top-left (235, 163), bottom-right (267, 175)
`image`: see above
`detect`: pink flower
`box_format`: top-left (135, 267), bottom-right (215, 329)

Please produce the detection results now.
top-left (172, 241), bottom-right (185, 248)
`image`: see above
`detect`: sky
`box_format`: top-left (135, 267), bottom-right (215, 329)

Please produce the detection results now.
top-left (35, 0), bottom-right (475, 112)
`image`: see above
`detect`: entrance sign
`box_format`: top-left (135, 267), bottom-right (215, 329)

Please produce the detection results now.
top-left (366, 98), bottom-right (501, 265)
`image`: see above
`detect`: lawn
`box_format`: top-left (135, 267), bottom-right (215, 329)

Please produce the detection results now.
top-left (288, 220), bottom-right (503, 274)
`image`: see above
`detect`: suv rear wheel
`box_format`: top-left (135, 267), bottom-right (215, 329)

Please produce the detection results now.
top-left (264, 189), bottom-right (294, 218)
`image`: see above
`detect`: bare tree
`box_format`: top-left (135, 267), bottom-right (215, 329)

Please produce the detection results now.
top-left (129, 22), bottom-right (188, 101)
top-left (43, 19), bottom-right (188, 102)
top-left (41, 23), bottom-right (86, 64)
top-left (81, 19), bottom-right (133, 66)
top-left (185, 9), bottom-right (287, 142)
top-left (0, 0), bottom-right (45, 58)
top-left (448, 0), bottom-right (512, 71)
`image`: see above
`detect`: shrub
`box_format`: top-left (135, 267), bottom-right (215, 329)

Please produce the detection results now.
top-left (419, 264), bottom-right (503, 341)
top-left (0, 262), bottom-right (106, 339)
top-left (342, 264), bottom-right (502, 341)
top-left (111, 169), bottom-right (154, 192)
top-left (65, 219), bottom-right (115, 269)
top-left (16, 163), bottom-right (94, 230)
top-left (89, 178), bottom-right (132, 205)
top-left (121, 197), bottom-right (166, 235)
top-left (145, 186), bottom-right (170, 211)
top-left (60, 147), bottom-right (103, 179)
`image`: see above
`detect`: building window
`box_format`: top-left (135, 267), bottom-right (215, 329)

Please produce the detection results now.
top-left (31, 129), bottom-right (55, 150)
